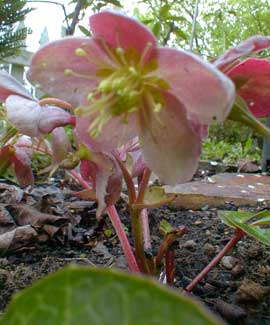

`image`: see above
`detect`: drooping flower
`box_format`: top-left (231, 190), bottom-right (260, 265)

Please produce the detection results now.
top-left (0, 136), bottom-right (34, 188)
top-left (0, 71), bottom-right (74, 137)
top-left (214, 36), bottom-right (270, 118)
top-left (28, 11), bottom-right (235, 185)
top-left (80, 151), bottom-right (122, 218)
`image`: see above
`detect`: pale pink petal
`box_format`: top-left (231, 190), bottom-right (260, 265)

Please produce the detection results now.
top-left (90, 11), bottom-right (157, 60)
top-left (227, 58), bottom-right (270, 117)
top-left (76, 113), bottom-right (137, 152)
top-left (215, 35), bottom-right (270, 71)
top-left (13, 136), bottom-right (34, 188)
top-left (154, 47), bottom-right (235, 124)
top-left (130, 149), bottom-right (146, 179)
top-left (80, 154), bottom-right (122, 218)
top-left (138, 92), bottom-right (201, 185)
top-left (28, 37), bottom-right (111, 106)
top-left (116, 137), bottom-right (140, 161)
top-left (13, 156), bottom-right (34, 188)
top-left (80, 159), bottom-right (96, 186)
top-left (6, 95), bottom-right (73, 137)
top-left (6, 95), bottom-right (41, 137)
top-left (51, 127), bottom-right (72, 164)
top-left (0, 71), bottom-right (32, 102)
top-left (38, 106), bottom-right (73, 134)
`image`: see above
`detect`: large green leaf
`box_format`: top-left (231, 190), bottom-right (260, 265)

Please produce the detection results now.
top-left (1, 266), bottom-right (222, 325)
top-left (218, 210), bottom-right (270, 246)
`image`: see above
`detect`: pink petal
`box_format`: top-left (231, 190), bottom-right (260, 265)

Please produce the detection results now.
top-left (227, 58), bottom-right (270, 117)
top-left (38, 106), bottom-right (73, 134)
top-left (90, 11), bottom-right (157, 60)
top-left (0, 71), bottom-right (32, 102)
top-left (215, 35), bottom-right (270, 71)
top-left (117, 137), bottom-right (140, 161)
top-left (154, 47), bottom-right (235, 124)
top-left (6, 95), bottom-right (73, 137)
top-left (6, 96), bottom-right (42, 137)
top-left (51, 127), bottom-right (72, 164)
top-left (130, 149), bottom-right (146, 179)
top-left (138, 92), bottom-right (202, 185)
top-left (28, 37), bottom-right (110, 106)
top-left (13, 136), bottom-right (34, 188)
top-left (80, 153), bottom-right (122, 218)
top-left (76, 113), bottom-right (137, 152)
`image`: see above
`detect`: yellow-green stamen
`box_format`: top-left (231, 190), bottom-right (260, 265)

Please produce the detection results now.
top-left (65, 41), bottom-right (169, 140)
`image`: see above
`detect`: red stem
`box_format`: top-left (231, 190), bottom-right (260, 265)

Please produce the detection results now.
top-left (136, 167), bottom-right (151, 204)
top-left (165, 250), bottom-right (175, 285)
top-left (39, 97), bottom-right (73, 111)
top-left (69, 169), bottom-right (140, 273)
top-left (107, 206), bottom-right (140, 273)
top-left (186, 228), bottom-right (245, 292)
top-left (115, 156), bottom-right (136, 204)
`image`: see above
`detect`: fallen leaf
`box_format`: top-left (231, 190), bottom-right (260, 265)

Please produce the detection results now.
top-left (0, 225), bottom-right (38, 253)
top-left (5, 204), bottom-right (69, 228)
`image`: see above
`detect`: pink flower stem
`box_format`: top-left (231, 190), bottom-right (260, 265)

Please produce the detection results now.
top-left (39, 97), bottom-right (73, 111)
top-left (68, 169), bottom-right (92, 190)
top-left (68, 169), bottom-right (140, 273)
top-left (185, 228), bottom-right (245, 292)
top-left (107, 205), bottom-right (140, 273)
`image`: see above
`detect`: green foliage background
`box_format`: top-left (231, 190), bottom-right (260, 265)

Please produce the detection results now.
top-left (0, 0), bottom-right (31, 59)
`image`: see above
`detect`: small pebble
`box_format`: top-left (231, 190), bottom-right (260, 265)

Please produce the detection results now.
top-left (235, 279), bottom-right (265, 305)
top-left (203, 243), bottom-right (216, 257)
top-left (221, 256), bottom-right (238, 270)
top-left (231, 263), bottom-right (245, 277)
top-left (194, 220), bottom-right (202, 225)
top-left (115, 255), bottom-right (127, 269)
top-left (182, 240), bottom-right (197, 250)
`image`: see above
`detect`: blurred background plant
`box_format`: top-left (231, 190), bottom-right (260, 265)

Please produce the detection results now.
top-left (0, 0), bottom-right (32, 59)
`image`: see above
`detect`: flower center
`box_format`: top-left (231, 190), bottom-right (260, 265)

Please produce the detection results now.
top-left (65, 40), bottom-right (168, 138)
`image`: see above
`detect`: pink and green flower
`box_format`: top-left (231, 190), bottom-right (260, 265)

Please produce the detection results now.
top-left (28, 10), bottom-right (235, 185)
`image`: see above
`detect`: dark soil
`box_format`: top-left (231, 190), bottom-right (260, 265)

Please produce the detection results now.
top-left (0, 176), bottom-right (270, 324)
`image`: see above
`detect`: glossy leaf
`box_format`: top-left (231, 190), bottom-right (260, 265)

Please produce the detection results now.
top-left (1, 266), bottom-right (222, 325)
top-left (218, 210), bottom-right (270, 246)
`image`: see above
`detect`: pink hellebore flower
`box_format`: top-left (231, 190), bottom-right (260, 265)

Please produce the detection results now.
top-left (0, 136), bottom-right (34, 188)
top-left (28, 11), bottom-right (235, 185)
top-left (0, 71), bottom-right (73, 137)
top-left (214, 35), bottom-right (270, 118)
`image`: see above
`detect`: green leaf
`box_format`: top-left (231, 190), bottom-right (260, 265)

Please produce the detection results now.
top-left (218, 210), bottom-right (270, 246)
top-left (159, 4), bottom-right (171, 20)
top-left (152, 22), bottom-right (161, 37)
top-left (78, 25), bottom-right (91, 36)
top-left (1, 266), bottom-right (222, 325)
top-left (173, 27), bottom-right (188, 40)
top-left (133, 186), bottom-right (176, 209)
top-left (107, 0), bottom-right (123, 7)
